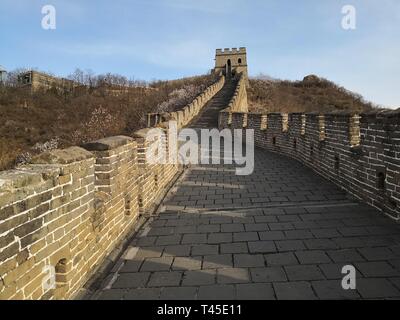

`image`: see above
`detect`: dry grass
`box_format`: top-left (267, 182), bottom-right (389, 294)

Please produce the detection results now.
top-left (247, 76), bottom-right (377, 114)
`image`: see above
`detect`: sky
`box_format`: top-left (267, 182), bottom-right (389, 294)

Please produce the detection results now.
top-left (0, 0), bottom-right (399, 108)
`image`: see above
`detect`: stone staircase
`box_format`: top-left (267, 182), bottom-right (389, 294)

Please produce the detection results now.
top-left (189, 79), bottom-right (238, 128)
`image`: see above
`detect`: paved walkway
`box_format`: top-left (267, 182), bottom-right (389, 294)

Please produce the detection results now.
top-left (88, 81), bottom-right (400, 300)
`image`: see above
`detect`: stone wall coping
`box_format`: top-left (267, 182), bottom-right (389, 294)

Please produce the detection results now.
top-left (133, 128), bottom-right (153, 139)
top-left (83, 135), bottom-right (135, 151)
top-left (30, 146), bottom-right (94, 165)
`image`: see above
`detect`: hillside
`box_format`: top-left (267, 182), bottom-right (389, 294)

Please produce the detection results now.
top-left (0, 72), bottom-right (218, 171)
top-left (248, 74), bottom-right (377, 113)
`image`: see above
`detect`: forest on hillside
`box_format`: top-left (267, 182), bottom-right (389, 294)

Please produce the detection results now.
top-left (0, 69), bottom-right (218, 171)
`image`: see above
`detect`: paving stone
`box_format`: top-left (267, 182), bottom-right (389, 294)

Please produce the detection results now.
top-left (285, 265), bottom-right (325, 281)
top-left (203, 254), bottom-right (233, 269)
top-left (147, 271), bottom-right (183, 287)
top-left (276, 240), bottom-right (306, 252)
top-left (338, 227), bottom-right (370, 237)
top-left (312, 280), bottom-right (359, 300)
top-left (355, 261), bottom-right (400, 277)
top-left (236, 283), bottom-right (275, 300)
top-left (265, 252), bottom-right (299, 266)
top-left (284, 230), bottom-right (314, 240)
top-left (357, 278), bottom-right (400, 299)
top-left (319, 263), bottom-right (357, 280)
top-left (233, 232), bottom-right (259, 242)
top-left (217, 268), bottom-right (250, 284)
top-left (208, 233), bottom-right (233, 244)
top-left (124, 288), bottom-right (161, 300)
top-left (97, 289), bottom-right (126, 300)
top-left (210, 217), bottom-right (233, 224)
top-left (295, 250), bottom-right (332, 264)
top-left (140, 257), bottom-right (173, 272)
top-left (274, 282), bottom-right (317, 300)
top-left (221, 224), bottom-right (245, 233)
top-left (182, 233), bottom-right (207, 244)
top-left (172, 257), bottom-right (202, 271)
top-left (292, 221), bottom-right (319, 229)
top-left (358, 247), bottom-right (395, 261)
top-left (259, 231), bottom-right (286, 241)
top-left (160, 287), bottom-right (198, 300)
top-left (389, 259), bottom-right (400, 271)
top-left (150, 220), bottom-right (167, 227)
top-left (175, 226), bottom-right (197, 234)
top-left (182, 270), bottom-right (216, 286)
top-left (197, 224), bottom-right (220, 233)
top-left (234, 254), bottom-right (265, 268)
top-left (268, 223), bottom-right (294, 231)
top-left (220, 242), bottom-right (248, 254)
top-left (135, 247), bottom-right (163, 259)
top-left (245, 223), bottom-right (269, 232)
top-left (250, 267), bottom-right (287, 282)
top-left (263, 208), bottom-right (285, 215)
top-left (333, 237), bottom-right (366, 249)
top-left (120, 260), bottom-right (142, 273)
top-left (156, 235), bottom-right (182, 246)
top-left (148, 227), bottom-right (175, 236)
top-left (254, 216), bottom-right (278, 223)
top-left (304, 239), bottom-right (338, 250)
top-left (163, 245), bottom-right (191, 257)
top-left (192, 244), bottom-right (219, 256)
top-left (248, 241), bottom-right (277, 254)
top-left (327, 249), bottom-right (365, 263)
top-left (285, 207), bottom-right (307, 214)
top-left (112, 273), bottom-right (150, 289)
top-left (198, 285), bottom-right (235, 300)
top-left (136, 237), bottom-right (157, 247)
top-left (310, 228), bottom-right (341, 239)
top-left (278, 215), bottom-right (301, 223)
top-left (389, 278), bottom-right (400, 291)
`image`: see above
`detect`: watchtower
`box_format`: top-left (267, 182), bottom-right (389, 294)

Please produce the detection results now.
top-left (214, 47), bottom-right (248, 79)
top-left (0, 65), bottom-right (7, 84)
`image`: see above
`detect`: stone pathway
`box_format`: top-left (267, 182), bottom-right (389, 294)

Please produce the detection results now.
top-left (87, 80), bottom-right (400, 300)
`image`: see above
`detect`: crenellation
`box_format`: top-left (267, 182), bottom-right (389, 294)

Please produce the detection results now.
top-left (219, 108), bottom-right (400, 219)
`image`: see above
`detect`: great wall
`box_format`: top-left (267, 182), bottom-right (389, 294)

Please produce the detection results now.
top-left (1, 48), bottom-right (400, 300)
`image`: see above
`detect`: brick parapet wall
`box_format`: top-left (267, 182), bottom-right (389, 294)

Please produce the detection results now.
top-left (219, 110), bottom-right (400, 219)
top-left (226, 73), bottom-right (248, 113)
top-left (147, 75), bottom-right (226, 129)
top-left (0, 125), bottom-right (182, 299)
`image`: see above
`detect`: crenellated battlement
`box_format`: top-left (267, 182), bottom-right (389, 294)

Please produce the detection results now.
top-left (219, 109), bottom-right (400, 219)
top-left (216, 47), bottom-right (247, 55)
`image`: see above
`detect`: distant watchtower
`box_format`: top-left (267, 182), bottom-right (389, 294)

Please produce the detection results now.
top-left (214, 47), bottom-right (248, 79)
top-left (0, 65), bottom-right (7, 84)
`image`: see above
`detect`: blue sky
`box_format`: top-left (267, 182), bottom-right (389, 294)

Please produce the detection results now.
top-left (0, 0), bottom-right (399, 108)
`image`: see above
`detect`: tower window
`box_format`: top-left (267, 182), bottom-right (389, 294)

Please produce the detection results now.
top-left (238, 58), bottom-right (242, 64)
top-left (377, 172), bottom-right (386, 190)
